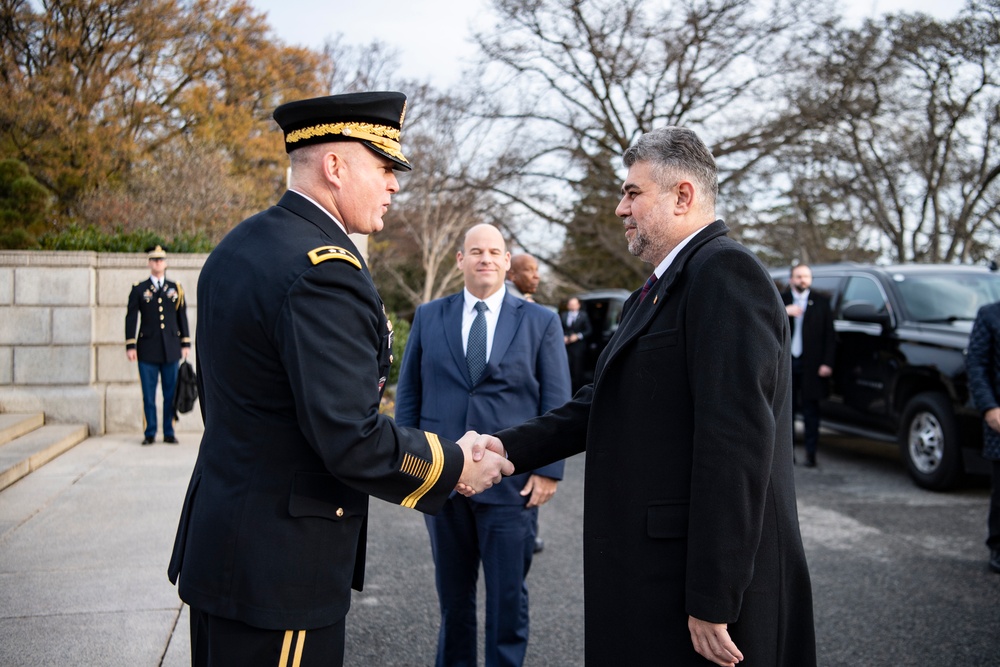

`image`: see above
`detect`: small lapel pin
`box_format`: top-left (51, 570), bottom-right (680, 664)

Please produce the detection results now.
top-left (653, 295), bottom-right (658, 304)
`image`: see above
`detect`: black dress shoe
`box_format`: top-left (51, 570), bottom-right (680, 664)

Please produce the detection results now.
top-left (989, 549), bottom-right (1000, 574)
top-left (533, 538), bottom-right (545, 554)
top-left (141, 437), bottom-right (154, 445)
top-left (804, 456), bottom-right (817, 468)
top-left (164, 436), bottom-right (179, 444)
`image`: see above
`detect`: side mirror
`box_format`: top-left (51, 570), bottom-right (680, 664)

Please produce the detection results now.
top-left (841, 301), bottom-right (892, 329)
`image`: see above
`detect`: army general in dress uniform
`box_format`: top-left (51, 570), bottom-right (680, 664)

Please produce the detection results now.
top-left (167, 92), bottom-right (513, 667)
top-left (125, 245), bottom-right (190, 445)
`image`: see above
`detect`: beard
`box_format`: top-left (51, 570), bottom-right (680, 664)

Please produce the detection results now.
top-left (627, 226), bottom-right (648, 259)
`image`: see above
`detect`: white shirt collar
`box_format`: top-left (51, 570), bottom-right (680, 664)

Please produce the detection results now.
top-left (464, 285), bottom-right (507, 313)
top-left (289, 189), bottom-right (348, 236)
top-left (651, 223), bottom-right (711, 279)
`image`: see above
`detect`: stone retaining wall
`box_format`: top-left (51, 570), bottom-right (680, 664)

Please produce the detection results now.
top-left (1, 234), bottom-right (369, 436)
top-left (0, 251), bottom-right (207, 435)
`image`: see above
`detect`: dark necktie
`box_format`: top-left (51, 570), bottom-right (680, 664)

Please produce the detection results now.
top-left (639, 272), bottom-right (658, 302)
top-left (466, 301), bottom-right (488, 384)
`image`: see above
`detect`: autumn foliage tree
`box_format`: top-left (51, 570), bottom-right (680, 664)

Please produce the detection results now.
top-left (0, 0), bottom-right (331, 243)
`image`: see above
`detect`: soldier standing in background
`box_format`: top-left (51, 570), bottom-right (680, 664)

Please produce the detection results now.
top-left (125, 245), bottom-right (190, 445)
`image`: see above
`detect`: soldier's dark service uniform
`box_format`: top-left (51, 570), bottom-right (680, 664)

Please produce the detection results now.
top-left (125, 245), bottom-right (190, 443)
top-left (168, 92), bottom-right (471, 666)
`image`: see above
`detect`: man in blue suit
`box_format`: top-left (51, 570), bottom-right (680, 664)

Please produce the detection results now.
top-left (395, 223), bottom-right (571, 667)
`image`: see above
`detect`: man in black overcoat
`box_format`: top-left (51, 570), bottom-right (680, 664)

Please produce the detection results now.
top-left (167, 92), bottom-right (512, 666)
top-left (471, 127), bottom-right (816, 666)
top-left (782, 263), bottom-right (836, 467)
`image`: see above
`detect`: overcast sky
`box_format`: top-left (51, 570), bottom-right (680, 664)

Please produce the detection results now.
top-left (247, 0), bottom-right (962, 88)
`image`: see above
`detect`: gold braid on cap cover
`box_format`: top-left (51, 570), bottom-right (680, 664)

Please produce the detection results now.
top-left (285, 122), bottom-right (406, 162)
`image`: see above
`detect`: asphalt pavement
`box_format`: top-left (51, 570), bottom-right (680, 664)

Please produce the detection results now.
top-left (1, 428), bottom-right (997, 666)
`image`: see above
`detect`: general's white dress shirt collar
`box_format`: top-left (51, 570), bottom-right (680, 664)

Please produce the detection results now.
top-left (290, 189), bottom-right (348, 236)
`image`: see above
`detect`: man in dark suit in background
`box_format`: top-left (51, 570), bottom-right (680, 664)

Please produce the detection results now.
top-left (561, 296), bottom-right (592, 393)
top-left (472, 127), bottom-right (815, 666)
top-left (167, 92), bottom-right (512, 667)
top-left (395, 223), bottom-right (571, 667)
top-left (782, 263), bottom-right (836, 467)
top-left (125, 245), bottom-right (190, 445)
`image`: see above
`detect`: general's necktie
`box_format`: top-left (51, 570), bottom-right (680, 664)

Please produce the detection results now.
top-left (639, 273), bottom-right (658, 302)
top-left (467, 301), bottom-right (488, 384)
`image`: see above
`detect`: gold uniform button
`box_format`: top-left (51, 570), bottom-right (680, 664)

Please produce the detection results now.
top-left (336, 507), bottom-right (345, 518)
top-left (160, 323), bottom-right (165, 329)
top-left (158, 298), bottom-right (162, 303)
top-left (159, 306), bottom-right (163, 312)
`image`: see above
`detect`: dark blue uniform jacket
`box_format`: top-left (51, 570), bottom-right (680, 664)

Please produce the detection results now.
top-left (168, 192), bottom-right (466, 630)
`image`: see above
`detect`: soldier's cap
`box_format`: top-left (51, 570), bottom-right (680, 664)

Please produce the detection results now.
top-left (146, 245), bottom-right (167, 259)
top-left (273, 91), bottom-right (411, 171)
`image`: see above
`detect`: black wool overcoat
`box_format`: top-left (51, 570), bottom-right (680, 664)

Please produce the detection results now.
top-left (497, 220), bottom-right (817, 666)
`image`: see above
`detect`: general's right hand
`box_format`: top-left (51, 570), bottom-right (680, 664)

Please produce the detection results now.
top-left (470, 434), bottom-right (507, 462)
top-left (126, 349), bottom-right (137, 362)
top-left (455, 431), bottom-right (514, 496)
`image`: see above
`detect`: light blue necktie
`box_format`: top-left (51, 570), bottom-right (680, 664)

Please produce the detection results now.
top-left (791, 293), bottom-right (806, 358)
top-left (466, 301), bottom-right (488, 384)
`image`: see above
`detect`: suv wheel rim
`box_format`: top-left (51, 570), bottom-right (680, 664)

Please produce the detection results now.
top-left (908, 411), bottom-right (944, 474)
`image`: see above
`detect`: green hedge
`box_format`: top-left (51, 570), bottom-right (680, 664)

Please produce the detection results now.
top-left (388, 313), bottom-right (411, 387)
top-left (34, 224), bottom-right (215, 253)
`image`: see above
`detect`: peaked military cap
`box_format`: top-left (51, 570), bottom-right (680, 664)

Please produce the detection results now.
top-left (146, 245), bottom-right (167, 259)
top-left (273, 91), bottom-right (411, 171)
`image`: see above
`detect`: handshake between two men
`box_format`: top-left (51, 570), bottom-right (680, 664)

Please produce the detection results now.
top-left (454, 432), bottom-right (512, 496)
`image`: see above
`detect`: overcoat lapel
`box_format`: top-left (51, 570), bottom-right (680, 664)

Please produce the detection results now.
top-left (594, 220), bottom-right (730, 386)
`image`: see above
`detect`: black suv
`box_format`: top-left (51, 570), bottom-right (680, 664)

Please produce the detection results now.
top-left (772, 263), bottom-right (1000, 490)
top-left (573, 289), bottom-right (631, 385)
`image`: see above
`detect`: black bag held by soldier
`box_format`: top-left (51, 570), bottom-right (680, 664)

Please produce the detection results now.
top-left (172, 360), bottom-right (198, 418)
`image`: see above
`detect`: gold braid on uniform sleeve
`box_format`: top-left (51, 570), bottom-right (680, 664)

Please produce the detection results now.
top-left (400, 432), bottom-right (445, 508)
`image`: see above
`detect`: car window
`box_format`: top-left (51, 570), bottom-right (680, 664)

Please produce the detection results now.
top-left (892, 272), bottom-right (1000, 322)
top-left (810, 276), bottom-right (842, 310)
top-left (838, 276), bottom-right (887, 317)
top-left (605, 298), bottom-right (624, 334)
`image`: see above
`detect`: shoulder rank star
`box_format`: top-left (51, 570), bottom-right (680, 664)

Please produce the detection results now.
top-left (307, 245), bottom-right (361, 270)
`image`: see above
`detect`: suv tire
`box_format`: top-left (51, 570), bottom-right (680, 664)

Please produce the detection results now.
top-left (899, 392), bottom-right (961, 491)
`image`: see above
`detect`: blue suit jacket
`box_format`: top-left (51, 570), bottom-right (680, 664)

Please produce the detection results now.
top-left (395, 290), bottom-right (571, 504)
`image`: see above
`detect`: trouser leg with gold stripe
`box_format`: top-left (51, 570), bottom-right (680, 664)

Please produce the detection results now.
top-left (190, 607), bottom-right (345, 666)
